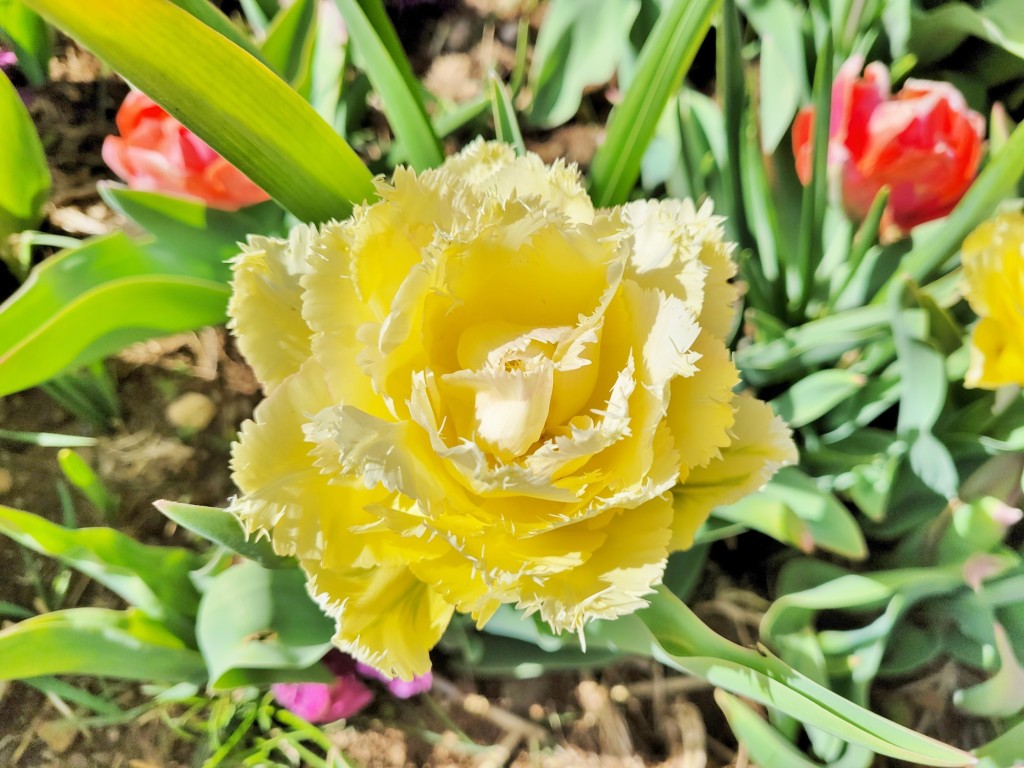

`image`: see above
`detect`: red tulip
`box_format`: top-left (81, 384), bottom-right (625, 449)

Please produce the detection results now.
top-left (792, 57), bottom-right (985, 239)
top-left (102, 91), bottom-right (270, 210)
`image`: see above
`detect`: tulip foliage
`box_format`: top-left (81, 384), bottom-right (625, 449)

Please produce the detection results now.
top-left (1, 0), bottom-right (1024, 765)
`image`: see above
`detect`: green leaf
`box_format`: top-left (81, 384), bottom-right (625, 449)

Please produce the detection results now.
top-left (637, 587), bottom-right (973, 767)
top-left (22, 0), bottom-right (375, 223)
top-left (332, 0), bottom-right (442, 171)
top-left (196, 561), bottom-right (335, 689)
top-left (99, 186), bottom-right (284, 266)
top-left (715, 690), bottom-right (823, 768)
top-left (741, 0), bottom-right (808, 154)
top-left (0, 608), bottom-right (206, 683)
top-left (261, 0), bottom-right (316, 83)
top-left (527, 0), bottom-right (640, 129)
top-left (489, 72), bottom-right (525, 156)
top-left (168, 0), bottom-right (264, 61)
top-left (589, 0), bottom-right (721, 207)
top-left (0, 0), bottom-right (51, 85)
top-left (975, 719), bottom-right (1024, 768)
top-left (0, 233), bottom-right (231, 397)
top-left (154, 500), bottom-right (294, 570)
top-left (736, 306), bottom-right (890, 386)
top-left (772, 369), bottom-right (867, 428)
top-left (716, 467), bottom-right (868, 559)
top-left (0, 505), bottom-right (202, 622)
top-left (909, 0), bottom-right (1024, 67)
top-left (955, 622), bottom-right (1024, 717)
top-left (0, 68), bottom-right (50, 242)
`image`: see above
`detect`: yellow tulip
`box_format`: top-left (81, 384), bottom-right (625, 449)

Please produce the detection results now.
top-left (962, 210), bottom-right (1024, 389)
top-left (228, 140), bottom-right (796, 680)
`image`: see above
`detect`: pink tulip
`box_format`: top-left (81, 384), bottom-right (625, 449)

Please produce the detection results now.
top-left (793, 57), bottom-right (985, 239)
top-left (271, 651), bottom-right (433, 723)
top-left (102, 91), bottom-right (270, 210)
top-left (356, 662), bottom-right (433, 699)
top-left (271, 653), bottom-right (375, 724)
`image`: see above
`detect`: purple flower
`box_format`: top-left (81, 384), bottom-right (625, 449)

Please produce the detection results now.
top-left (0, 50), bottom-right (16, 70)
top-left (356, 662), bottom-right (433, 699)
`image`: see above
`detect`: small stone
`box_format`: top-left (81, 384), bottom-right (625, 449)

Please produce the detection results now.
top-left (165, 392), bottom-right (216, 432)
top-left (36, 721), bottom-right (77, 754)
top-left (0, 468), bottom-right (12, 494)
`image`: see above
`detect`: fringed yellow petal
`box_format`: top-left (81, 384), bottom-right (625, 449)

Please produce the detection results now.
top-left (304, 560), bottom-right (454, 680)
top-left (666, 334), bottom-right (740, 471)
top-left (519, 494), bottom-right (674, 633)
top-left (670, 395), bottom-right (797, 550)
top-left (962, 211), bottom-right (1024, 389)
top-left (228, 228), bottom-right (316, 393)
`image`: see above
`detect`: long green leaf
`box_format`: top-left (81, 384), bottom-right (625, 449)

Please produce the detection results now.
top-left (715, 690), bottom-right (824, 768)
top-left (588, 0), bottom-right (721, 207)
top-left (332, 0), bottom-right (442, 170)
top-left (0, 505), bottom-right (202, 622)
top-left (637, 587), bottom-right (973, 767)
top-left (0, 608), bottom-right (206, 683)
top-left (0, 233), bottom-right (230, 397)
top-left (22, 0), bottom-right (375, 223)
top-left (0, 69), bottom-right (50, 241)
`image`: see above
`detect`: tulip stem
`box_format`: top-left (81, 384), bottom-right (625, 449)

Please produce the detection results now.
top-left (791, 32), bottom-right (833, 322)
top-left (828, 186), bottom-right (889, 311)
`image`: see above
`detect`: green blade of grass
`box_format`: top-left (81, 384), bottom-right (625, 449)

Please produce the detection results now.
top-left (719, 0), bottom-right (752, 253)
top-left (332, 0), bottom-right (443, 170)
top-left (588, 0), bottom-right (721, 207)
top-left (489, 72), bottom-right (526, 156)
top-left (0, 429), bottom-right (97, 448)
top-left (22, 0), bottom-right (375, 223)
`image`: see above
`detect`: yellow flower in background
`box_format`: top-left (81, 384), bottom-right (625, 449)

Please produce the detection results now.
top-left (962, 210), bottom-right (1024, 389)
top-left (228, 140), bottom-right (796, 680)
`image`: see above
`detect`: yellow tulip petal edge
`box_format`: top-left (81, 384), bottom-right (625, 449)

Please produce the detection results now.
top-left (228, 140), bottom-right (797, 680)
